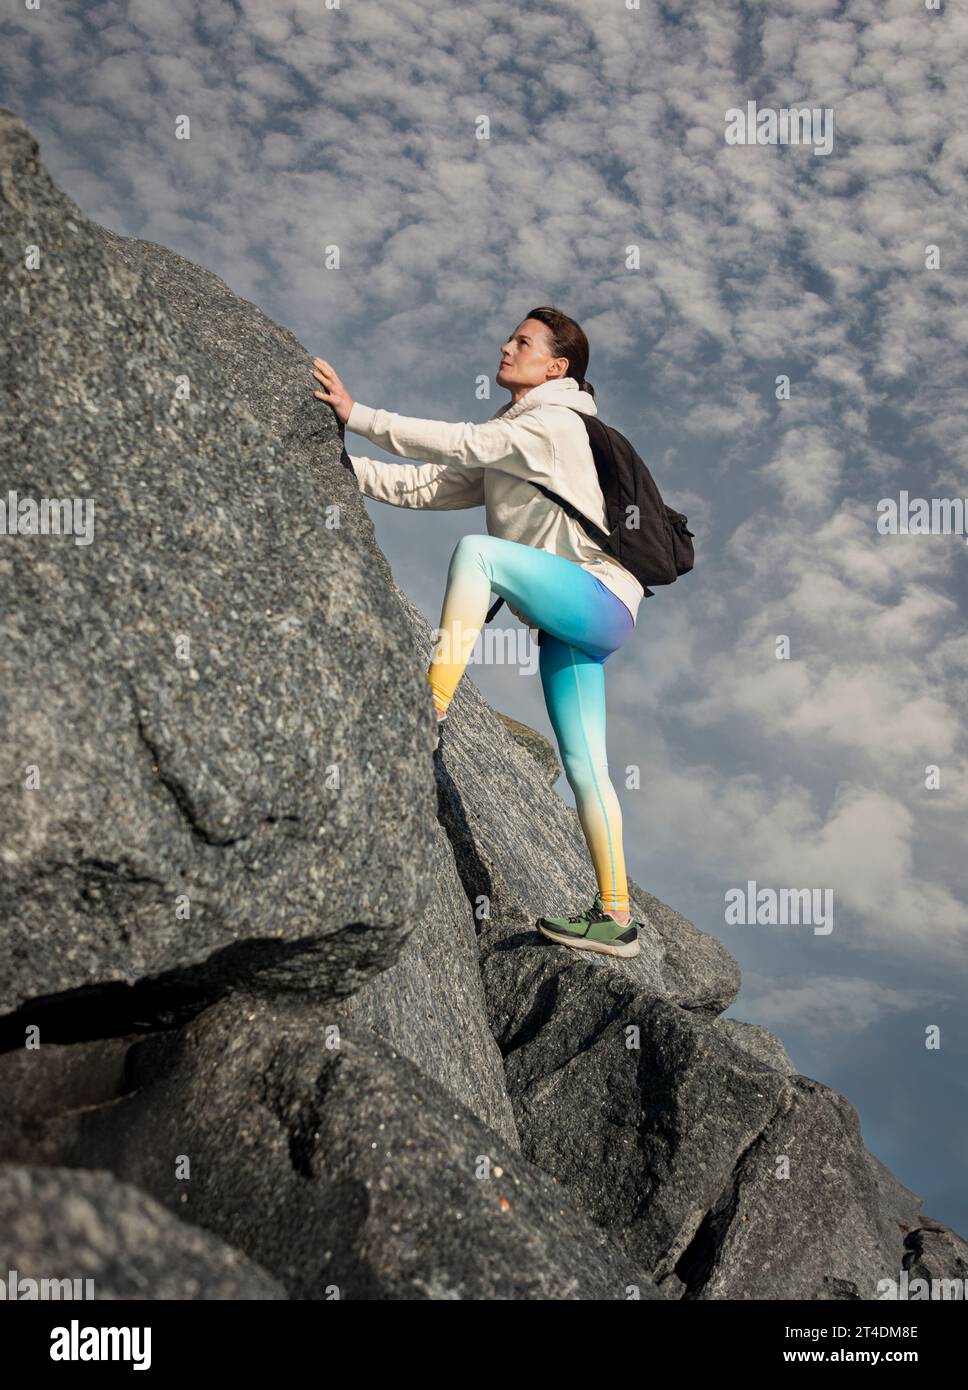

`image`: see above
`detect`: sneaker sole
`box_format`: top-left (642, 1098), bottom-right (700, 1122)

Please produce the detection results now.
top-left (536, 921), bottom-right (640, 958)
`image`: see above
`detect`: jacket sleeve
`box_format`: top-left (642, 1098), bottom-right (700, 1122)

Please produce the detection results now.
top-left (346, 400), bottom-right (557, 483)
top-left (344, 447), bottom-right (485, 510)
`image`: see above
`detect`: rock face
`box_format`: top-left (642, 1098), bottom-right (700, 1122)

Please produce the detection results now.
top-left (0, 996), bottom-right (660, 1300)
top-left (495, 712), bottom-right (561, 786)
top-left (0, 108), bottom-right (965, 1300)
top-left (0, 106), bottom-right (435, 1019)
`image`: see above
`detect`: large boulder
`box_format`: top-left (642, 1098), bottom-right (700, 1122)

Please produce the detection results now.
top-left (0, 993), bottom-right (662, 1301)
top-left (477, 951), bottom-right (966, 1299)
top-left (0, 106), bottom-right (439, 1016)
top-left (0, 107), bottom-right (523, 1148)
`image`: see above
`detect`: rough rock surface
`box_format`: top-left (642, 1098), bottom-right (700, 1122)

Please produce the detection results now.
top-left (0, 108), bottom-right (438, 1018)
top-left (0, 994), bottom-right (662, 1301)
top-left (478, 951), bottom-right (944, 1300)
top-left (0, 1164), bottom-right (286, 1299)
top-left (1, 109), bottom-right (965, 1301)
top-left (495, 712), bottom-right (561, 786)
top-left (332, 818), bottom-right (520, 1149)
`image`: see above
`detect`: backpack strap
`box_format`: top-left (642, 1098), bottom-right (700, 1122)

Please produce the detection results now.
top-left (526, 477), bottom-right (615, 551)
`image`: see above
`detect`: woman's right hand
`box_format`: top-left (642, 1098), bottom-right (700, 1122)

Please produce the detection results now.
top-left (312, 358), bottom-right (355, 426)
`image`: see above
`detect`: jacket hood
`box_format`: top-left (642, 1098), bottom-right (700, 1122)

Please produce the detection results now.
top-left (489, 375), bottom-right (598, 423)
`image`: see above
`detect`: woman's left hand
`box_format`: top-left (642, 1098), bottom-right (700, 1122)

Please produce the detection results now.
top-left (312, 358), bottom-right (355, 425)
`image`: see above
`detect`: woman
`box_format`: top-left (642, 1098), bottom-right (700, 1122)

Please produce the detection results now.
top-left (312, 306), bottom-right (645, 959)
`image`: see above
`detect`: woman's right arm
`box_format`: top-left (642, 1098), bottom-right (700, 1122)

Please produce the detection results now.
top-left (341, 446), bottom-right (485, 510)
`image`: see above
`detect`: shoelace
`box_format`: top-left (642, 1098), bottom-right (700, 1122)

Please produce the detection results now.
top-left (567, 904), bottom-right (616, 925)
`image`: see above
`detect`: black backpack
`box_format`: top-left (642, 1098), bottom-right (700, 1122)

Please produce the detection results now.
top-left (485, 407), bottom-right (695, 622)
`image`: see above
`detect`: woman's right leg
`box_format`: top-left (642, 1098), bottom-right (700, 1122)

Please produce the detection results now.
top-left (427, 533), bottom-right (631, 717)
top-left (539, 633), bottom-right (630, 919)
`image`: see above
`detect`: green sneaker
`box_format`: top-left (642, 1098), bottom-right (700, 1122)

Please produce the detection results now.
top-left (537, 895), bottom-right (640, 958)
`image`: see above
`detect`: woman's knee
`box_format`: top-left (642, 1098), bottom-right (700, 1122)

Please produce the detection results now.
top-left (561, 749), bottom-right (611, 792)
top-left (450, 532), bottom-right (491, 569)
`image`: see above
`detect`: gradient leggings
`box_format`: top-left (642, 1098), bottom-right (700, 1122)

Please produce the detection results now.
top-left (427, 534), bottom-right (634, 915)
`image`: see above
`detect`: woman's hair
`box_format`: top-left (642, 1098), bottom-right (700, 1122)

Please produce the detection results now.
top-left (526, 305), bottom-right (595, 399)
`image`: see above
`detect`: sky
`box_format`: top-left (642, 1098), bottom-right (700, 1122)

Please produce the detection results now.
top-left (3, 0), bottom-right (966, 1241)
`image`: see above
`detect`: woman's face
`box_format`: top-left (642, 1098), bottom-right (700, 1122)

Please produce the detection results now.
top-left (497, 319), bottom-right (567, 389)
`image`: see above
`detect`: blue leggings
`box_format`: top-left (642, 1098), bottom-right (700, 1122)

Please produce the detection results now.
top-left (427, 534), bottom-right (634, 914)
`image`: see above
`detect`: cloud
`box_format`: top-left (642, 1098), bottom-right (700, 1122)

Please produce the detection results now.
top-left (731, 973), bottom-right (925, 1039)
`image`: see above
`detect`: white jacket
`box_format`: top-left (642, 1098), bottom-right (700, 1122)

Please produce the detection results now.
top-left (345, 375), bottom-right (646, 631)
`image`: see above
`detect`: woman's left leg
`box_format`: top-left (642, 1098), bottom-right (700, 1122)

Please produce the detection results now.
top-left (538, 633), bottom-right (630, 919)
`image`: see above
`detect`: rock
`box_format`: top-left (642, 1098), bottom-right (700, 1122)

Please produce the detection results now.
top-left (494, 712), bottom-right (561, 786)
top-left (901, 1221), bottom-right (968, 1291)
top-left (332, 821), bottom-right (520, 1149)
top-left (0, 106), bottom-right (439, 1017)
top-left (0, 1036), bottom-right (138, 1166)
top-left (671, 1075), bottom-right (916, 1300)
top-left (0, 1164), bottom-right (286, 1299)
top-left (714, 1017), bottom-right (798, 1075)
top-left (866, 1150), bottom-right (925, 1238)
top-left (0, 107), bottom-right (519, 1154)
top-left (477, 981), bottom-right (964, 1300)
top-left (5, 992), bottom-right (662, 1301)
